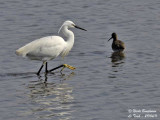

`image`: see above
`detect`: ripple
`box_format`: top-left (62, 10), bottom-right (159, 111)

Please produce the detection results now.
top-left (18, 77), bottom-right (75, 120)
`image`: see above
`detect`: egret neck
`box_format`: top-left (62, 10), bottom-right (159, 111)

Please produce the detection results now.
top-left (60, 25), bottom-right (74, 57)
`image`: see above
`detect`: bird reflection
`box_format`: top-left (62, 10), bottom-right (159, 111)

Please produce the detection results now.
top-left (60, 72), bottom-right (75, 81)
top-left (110, 52), bottom-right (125, 67)
top-left (37, 71), bottom-right (75, 82)
top-left (22, 73), bottom-right (75, 120)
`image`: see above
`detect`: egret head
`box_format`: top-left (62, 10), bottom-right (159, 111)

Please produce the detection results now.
top-left (58, 20), bottom-right (87, 34)
top-left (63, 20), bottom-right (76, 28)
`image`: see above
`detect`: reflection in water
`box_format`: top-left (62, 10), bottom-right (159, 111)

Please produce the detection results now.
top-left (108, 52), bottom-right (125, 78)
top-left (60, 72), bottom-right (75, 81)
top-left (111, 52), bottom-right (125, 63)
top-left (111, 52), bottom-right (125, 67)
top-left (20, 73), bottom-right (75, 120)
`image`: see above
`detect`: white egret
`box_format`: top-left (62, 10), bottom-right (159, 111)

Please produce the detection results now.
top-left (16, 20), bottom-right (87, 75)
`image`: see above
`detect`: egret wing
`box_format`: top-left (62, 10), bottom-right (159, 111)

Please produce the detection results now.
top-left (16, 36), bottom-right (67, 60)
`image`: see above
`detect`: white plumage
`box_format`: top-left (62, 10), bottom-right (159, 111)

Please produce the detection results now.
top-left (16, 36), bottom-right (67, 60)
top-left (16, 20), bottom-right (86, 75)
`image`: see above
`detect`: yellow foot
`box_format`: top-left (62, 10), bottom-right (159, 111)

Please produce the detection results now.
top-left (63, 64), bottom-right (76, 70)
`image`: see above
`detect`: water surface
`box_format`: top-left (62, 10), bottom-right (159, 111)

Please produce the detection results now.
top-left (0, 0), bottom-right (160, 120)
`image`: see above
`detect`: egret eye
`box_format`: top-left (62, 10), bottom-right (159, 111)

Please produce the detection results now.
top-left (72, 24), bottom-right (75, 27)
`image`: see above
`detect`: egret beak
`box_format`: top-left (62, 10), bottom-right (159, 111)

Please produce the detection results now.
top-left (108, 37), bottom-right (112, 41)
top-left (74, 25), bottom-right (87, 31)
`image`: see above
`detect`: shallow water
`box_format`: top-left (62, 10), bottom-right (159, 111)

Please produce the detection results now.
top-left (0, 0), bottom-right (160, 120)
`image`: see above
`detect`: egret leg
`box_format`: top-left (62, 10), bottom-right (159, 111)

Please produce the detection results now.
top-left (48, 64), bottom-right (76, 73)
top-left (48, 64), bottom-right (64, 72)
top-left (37, 61), bottom-right (46, 75)
top-left (60, 65), bottom-right (66, 74)
top-left (45, 62), bottom-right (48, 73)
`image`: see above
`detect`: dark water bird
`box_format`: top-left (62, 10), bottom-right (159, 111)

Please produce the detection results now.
top-left (108, 33), bottom-right (125, 52)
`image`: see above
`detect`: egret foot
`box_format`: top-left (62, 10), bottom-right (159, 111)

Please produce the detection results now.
top-left (63, 64), bottom-right (76, 70)
top-left (60, 64), bottom-right (76, 74)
